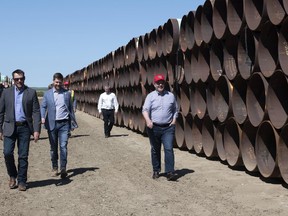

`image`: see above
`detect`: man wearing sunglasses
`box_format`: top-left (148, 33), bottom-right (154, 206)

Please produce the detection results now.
top-left (142, 74), bottom-right (179, 181)
top-left (0, 69), bottom-right (41, 191)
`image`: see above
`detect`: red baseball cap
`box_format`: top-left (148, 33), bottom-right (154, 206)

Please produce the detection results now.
top-left (154, 74), bottom-right (165, 83)
top-left (64, 81), bottom-right (69, 85)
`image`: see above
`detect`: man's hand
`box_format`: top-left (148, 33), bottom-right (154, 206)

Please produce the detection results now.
top-left (41, 118), bottom-right (45, 124)
top-left (33, 132), bottom-right (40, 143)
top-left (146, 119), bottom-right (153, 129)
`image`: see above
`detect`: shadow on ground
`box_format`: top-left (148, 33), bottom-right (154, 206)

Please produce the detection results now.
top-left (28, 167), bottom-right (99, 189)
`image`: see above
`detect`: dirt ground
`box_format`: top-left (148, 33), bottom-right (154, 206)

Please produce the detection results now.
top-left (0, 111), bottom-right (288, 216)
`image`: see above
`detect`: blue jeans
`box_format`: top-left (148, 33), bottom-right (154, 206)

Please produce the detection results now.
top-left (147, 125), bottom-right (175, 173)
top-left (47, 120), bottom-right (69, 170)
top-left (3, 125), bottom-right (31, 184)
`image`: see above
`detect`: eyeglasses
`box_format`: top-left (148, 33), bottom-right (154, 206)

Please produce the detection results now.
top-left (13, 77), bottom-right (25, 82)
top-left (155, 81), bottom-right (165, 85)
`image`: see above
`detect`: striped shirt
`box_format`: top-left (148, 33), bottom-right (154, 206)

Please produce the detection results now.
top-left (142, 90), bottom-right (179, 124)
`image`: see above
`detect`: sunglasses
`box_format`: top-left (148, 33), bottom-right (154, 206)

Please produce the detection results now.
top-left (13, 77), bottom-right (25, 82)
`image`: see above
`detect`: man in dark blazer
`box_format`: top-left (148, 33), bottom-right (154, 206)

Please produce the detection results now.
top-left (0, 69), bottom-right (41, 191)
top-left (40, 72), bottom-right (77, 179)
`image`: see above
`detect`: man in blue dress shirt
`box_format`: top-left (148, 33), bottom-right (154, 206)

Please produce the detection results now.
top-left (142, 74), bottom-right (179, 181)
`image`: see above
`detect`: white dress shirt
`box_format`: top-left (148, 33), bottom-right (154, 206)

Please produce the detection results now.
top-left (98, 92), bottom-right (119, 113)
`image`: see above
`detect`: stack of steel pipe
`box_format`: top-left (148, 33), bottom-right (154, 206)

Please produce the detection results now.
top-left (65, 0), bottom-right (288, 184)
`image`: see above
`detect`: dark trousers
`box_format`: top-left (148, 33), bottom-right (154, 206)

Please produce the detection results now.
top-left (102, 109), bottom-right (115, 136)
top-left (147, 125), bottom-right (175, 173)
top-left (3, 125), bottom-right (31, 184)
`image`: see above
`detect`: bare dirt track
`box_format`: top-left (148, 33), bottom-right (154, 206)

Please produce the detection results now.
top-left (0, 111), bottom-right (288, 216)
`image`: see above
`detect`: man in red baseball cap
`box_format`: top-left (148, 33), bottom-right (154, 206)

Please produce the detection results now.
top-left (142, 73), bottom-right (179, 181)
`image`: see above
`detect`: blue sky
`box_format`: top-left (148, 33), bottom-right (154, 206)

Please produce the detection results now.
top-left (0, 0), bottom-right (205, 87)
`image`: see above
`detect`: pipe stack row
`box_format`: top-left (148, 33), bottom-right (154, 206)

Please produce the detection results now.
top-left (66, 0), bottom-right (288, 184)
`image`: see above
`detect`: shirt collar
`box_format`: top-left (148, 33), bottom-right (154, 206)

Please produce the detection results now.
top-left (14, 85), bottom-right (24, 92)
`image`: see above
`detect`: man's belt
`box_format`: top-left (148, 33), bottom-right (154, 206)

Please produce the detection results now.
top-left (153, 122), bottom-right (170, 127)
top-left (15, 121), bottom-right (27, 126)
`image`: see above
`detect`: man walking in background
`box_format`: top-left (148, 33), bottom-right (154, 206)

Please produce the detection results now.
top-left (41, 73), bottom-right (77, 179)
top-left (142, 74), bottom-right (179, 181)
top-left (0, 69), bottom-right (41, 191)
top-left (98, 85), bottom-right (119, 138)
top-left (63, 81), bottom-right (77, 137)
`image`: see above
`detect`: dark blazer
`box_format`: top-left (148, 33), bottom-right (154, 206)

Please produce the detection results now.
top-left (0, 85), bottom-right (41, 136)
top-left (40, 88), bottom-right (77, 131)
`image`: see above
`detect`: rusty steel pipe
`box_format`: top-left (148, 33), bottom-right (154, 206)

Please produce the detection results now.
top-left (114, 46), bottom-right (126, 69)
top-left (212, 0), bottom-right (229, 39)
top-left (186, 11), bottom-right (195, 50)
top-left (210, 38), bottom-right (224, 81)
top-left (206, 77), bottom-right (217, 121)
top-left (139, 61), bottom-right (147, 85)
top-left (227, 0), bottom-right (245, 36)
top-left (125, 38), bottom-right (138, 66)
top-left (231, 75), bottom-right (247, 124)
top-left (184, 49), bottom-right (193, 84)
top-left (175, 112), bottom-right (187, 150)
top-left (133, 83), bottom-right (147, 109)
top-left (190, 80), bottom-right (206, 119)
top-left (202, 115), bottom-right (218, 158)
top-left (179, 82), bottom-right (191, 116)
top-left (244, 0), bottom-right (268, 31)
top-left (129, 61), bottom-right (140, 87)
top-left (191, 115), bottom-right (203, 154)
top-left (237, 27), bottom-right (259, 80)
top-left (240, 119), bottom-right (258, 172)
top-left (278, 123), bottom-right (288, 184)
top-left (157, 56), bottom-right (169, 82)
top-left (198, 42), bottom-right (210, 82)
top-left (278, 17), bottom-right (288, 75)
top-left (148, 28), bottom-right (157, 60)
top-left (175, 51), bottom-right (185, 84)
top-left (215, 75), bottom-right (233, 123)
top-left (284, 0), bottom-right (288, 14)
top-left (194, 5), bottom-right (203, 46)
top-left (180, 14), bottom-right (188, 52)
top-left (162, 19), bottom-right (180, 56)
top-left (184, 112), bottom-right (194, 151)
top-left (201, 0), bottom-right (214, 43)
top-left (224, 117), bottom-right (243, 167)
top-left (137, 110), bottom-right (146, 133)
top-left (143, 33), bottom-right (150, 61)
top-left (223, 33), bottom-right (238, 81)
top-left (256, 120), bottom-right (281, 178)
top-left (166, 55), bottom-right (175, 86)
top-left (257, 21), bottom-right (279, 78)
top-left (137, 35), bottom-right (145, 62)
top-left (145, 59), bottom-right (157, 85)
top-left (246, 72), bottom-right (269, 127)
top-left (191, 45), bottom-right (200, 83)
top-left (156, 25), bottom-right (164, 58)
top-left (266, 0), bottom-right (286, 25)
top-left (215, 123), bottom-right (226, 161)
top-left (267, 70), bottom-right (288, 129)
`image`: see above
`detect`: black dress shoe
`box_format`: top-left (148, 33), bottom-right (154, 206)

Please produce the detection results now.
top-left (60, 168), bottom-right (68, 179)
top-left (166, 172), bottom-right (177, 181)
top-left (152, 171), bottom-right (160, 179)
